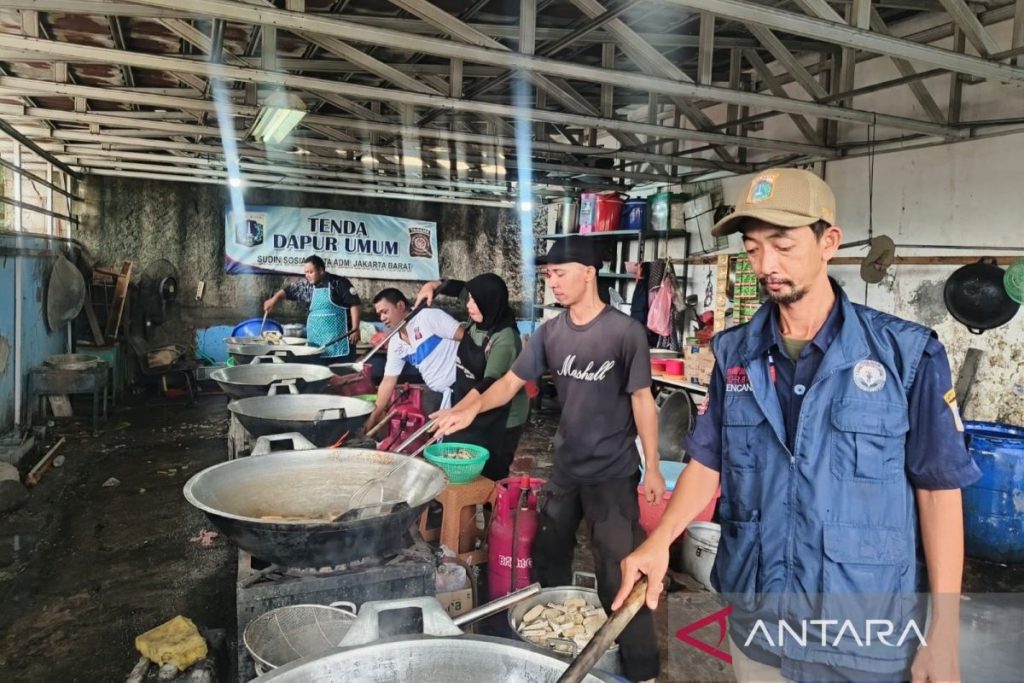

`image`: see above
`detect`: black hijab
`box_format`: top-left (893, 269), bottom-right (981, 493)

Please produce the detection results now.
top-left (465, 273), bottom-right (516, 334)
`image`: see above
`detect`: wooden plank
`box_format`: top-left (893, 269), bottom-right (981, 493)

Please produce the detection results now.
top-left (104, 261), bottom-right (132, 339)
top-left (954, 347), bottom-right (984, 412)
top-left (81, 296), bottom-right (105, 345)
top-left (48, 395), bottom-right (72, 417)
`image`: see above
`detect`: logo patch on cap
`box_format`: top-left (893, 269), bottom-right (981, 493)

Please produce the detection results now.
top-left (748, 174), bottom-right (777, 203)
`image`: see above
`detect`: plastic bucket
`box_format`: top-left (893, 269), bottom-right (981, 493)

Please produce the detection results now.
top-left (594, 193), bottom-right (624, 232)
top-left (663, 359), bottom-right (685, 377)
top-left (621, 198), bottom-right (647, 231)
top-left (637, 461), bottom-right (718, 534)
top-left (651, 359), bottom-right (668, 375)
top-left (963, 421), bottom-right (1024, 562)
top-left (682, 522), bottom-right (721, 592)
top-left (232, 318), bottom-right (283, 338)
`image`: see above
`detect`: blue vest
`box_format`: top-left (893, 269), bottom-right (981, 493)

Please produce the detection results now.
top-left (711, 288), bottom-right (932, 674)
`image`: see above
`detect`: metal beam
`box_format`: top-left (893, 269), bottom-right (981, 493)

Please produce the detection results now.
top-left (948, 29), bottom-right (965, 124)
top-left (0, 34), bottom-right (842, 154)
top-left (0, 154), bottom-right (79, 199)
top-left (108, 16), bottom-right (135, 89)
top-left (297, 32), bottom-right (443, 95)
top-left (661, 0), bottom-right (1024, 83)
top-left (119, 0), bottom-right (960, 137)
top-left (745, 24), bottom-right (830, 99)
top-left (1013, 0), bottom-right (1024, 68)
top-left (698, 13), bottom-right (714, 85)
top-left (0, 116), bottom-right (80, 178)
top-left (566, 0), bottom-right (735, 163)
top-left (937, 0), bottom-right (1000, 57)
top-left (83, 168), bottom-right (516, 208)
top-left (868, 9), bottom-right (946, 125)
top-left (745, 50), bottom-right (822, 144)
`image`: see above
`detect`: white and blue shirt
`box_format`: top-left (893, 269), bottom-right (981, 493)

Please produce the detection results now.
top-left (384, 308), bottom-right (460, 393)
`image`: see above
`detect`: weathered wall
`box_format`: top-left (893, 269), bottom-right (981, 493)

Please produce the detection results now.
top-left (689, 131), bottom-right (1024, 426)
top-left (75, 176), bottom-right (542, 347)
top-left (0, 233), bottom-right (71, 434)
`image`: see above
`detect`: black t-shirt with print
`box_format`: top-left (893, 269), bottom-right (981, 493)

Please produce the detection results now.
top-left (511, 307), bottom-right (651, 484)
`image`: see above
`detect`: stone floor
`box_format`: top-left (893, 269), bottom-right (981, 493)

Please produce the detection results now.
top-left (0, 388), bottom-right (1021, 682)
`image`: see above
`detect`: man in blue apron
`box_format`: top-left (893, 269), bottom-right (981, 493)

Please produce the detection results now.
top-left (263, 255), bottom-right (361, 361)
top-left (614, 169), bottom-right (981, 683)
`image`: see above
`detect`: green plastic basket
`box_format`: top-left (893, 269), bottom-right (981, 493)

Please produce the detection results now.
top-left (423, 443), bottom-right (489, 484)
top-left (1005, 258), bottom-right (1024, 305)
top-left (354, 394), bottom-right (377, 403)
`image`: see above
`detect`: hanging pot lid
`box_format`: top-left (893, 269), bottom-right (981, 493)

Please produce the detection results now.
top-left (46, 253), bottom-right (86, 332)
top-left (859, 235), bottom-right (896, 284)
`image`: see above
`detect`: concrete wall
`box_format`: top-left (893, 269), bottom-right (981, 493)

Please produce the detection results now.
top-left (689, 131), bottom-right (1024, 425)
top-left (75, 176), bottom-right (543, 347)
top-left (0, 233), bottom-right (72, 434)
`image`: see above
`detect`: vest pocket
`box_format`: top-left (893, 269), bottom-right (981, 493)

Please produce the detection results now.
top-left (715, 518), bottom-right (761, 611)
top-left (821, 523), bottom-right (908, 656)
top-left (723, 400), bottom-right (766, 472)
top-left (829, 399), bottom-right (908, 482)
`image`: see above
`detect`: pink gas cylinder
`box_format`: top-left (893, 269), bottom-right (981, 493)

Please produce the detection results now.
top-left (488, 476), bottom-right (544, 600)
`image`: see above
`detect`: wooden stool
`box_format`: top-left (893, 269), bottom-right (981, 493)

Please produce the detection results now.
top-left (418, 477), bottom-right (496, 566)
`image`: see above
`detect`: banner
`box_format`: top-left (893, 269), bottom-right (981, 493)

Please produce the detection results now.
top-left (224, 205), bottom-right (439, 281)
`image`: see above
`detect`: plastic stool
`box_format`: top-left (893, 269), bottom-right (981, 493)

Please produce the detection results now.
top-left (419, 477), bottom-right (496, 566)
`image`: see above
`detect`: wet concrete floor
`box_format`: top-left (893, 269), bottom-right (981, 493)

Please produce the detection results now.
top-left (0, 392), bottom-right (1022, 682)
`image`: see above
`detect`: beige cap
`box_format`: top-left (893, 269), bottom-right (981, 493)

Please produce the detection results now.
top-left (712, 168), bottom-right (836, 236)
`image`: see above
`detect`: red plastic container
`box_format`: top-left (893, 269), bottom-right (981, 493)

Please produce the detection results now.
top-left (651, 359), bottom-right (668, 375)
top-left (594, 192), bottom-right (625, 232)
top-left (375, 384), bottom-right (430, 454)
top-left (664, 359), bottom-right (685, 376)
top-left (488, 476), bottom-right (544, 600)
top-left (638, 462), bottom-right (719, 535)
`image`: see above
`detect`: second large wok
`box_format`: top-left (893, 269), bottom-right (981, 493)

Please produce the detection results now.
top-left (183, 434), bottom-right (448, 566)
top-left (211, 356), bottom-right (334, 399)
top-left (228, 390), bottom-right (373, 445)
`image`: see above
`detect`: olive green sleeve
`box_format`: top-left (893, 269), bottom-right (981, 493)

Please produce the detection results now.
top-left (483, 328), bottom-right (520, 379)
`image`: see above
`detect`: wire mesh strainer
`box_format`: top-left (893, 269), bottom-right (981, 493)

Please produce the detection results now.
top-left (244, 601), bottom-right (357, 673)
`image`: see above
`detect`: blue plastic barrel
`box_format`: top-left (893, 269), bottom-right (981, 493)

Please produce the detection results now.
top-left (621, 197), bottom-right (647, 231)
top-left (963, 421), bottom-right (1024, 563)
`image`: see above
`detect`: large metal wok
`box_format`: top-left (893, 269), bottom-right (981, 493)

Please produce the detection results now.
top-left (183, 434), bottom-right (448, 566)
top-left (228, 387), bottom-right (373, 445)
top-left (227, 335), bottom-right (307, 346)
top-left (210, 356), bottom-right (334, 400)
top-left (228, 342), bottom-right (327, 365)
top-left (259, 596), bottom-right (617, 682)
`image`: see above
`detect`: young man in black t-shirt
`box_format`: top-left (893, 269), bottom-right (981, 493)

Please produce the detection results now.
top-left (432, 237), bottom-right (664, 682)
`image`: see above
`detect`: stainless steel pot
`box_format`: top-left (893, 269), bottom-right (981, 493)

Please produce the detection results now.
top-left (506, 584), bottom-right (621, 676)
top-left (182, 433), bottom-right (448, 566)
top-left (259, 596), bottom-right (617, 682)
top-left (228, 386), bottom-right (373, 445)
top-left (210, 356), bottom-right (334, 400)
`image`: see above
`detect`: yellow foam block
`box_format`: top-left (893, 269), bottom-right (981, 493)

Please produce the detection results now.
top-left (135, 615), bottom-right (208, 671)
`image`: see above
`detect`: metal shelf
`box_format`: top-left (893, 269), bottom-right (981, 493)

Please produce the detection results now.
top-left (597, 271), bottom-right (634, 280)
top-left (543, 229), bottom-right (688, 241)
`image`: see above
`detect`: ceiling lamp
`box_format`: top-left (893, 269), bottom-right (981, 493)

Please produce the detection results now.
top-left (251, 91), bottom-right (306, 145)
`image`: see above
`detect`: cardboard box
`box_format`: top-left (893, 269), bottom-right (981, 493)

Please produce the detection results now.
top-left (436, 588), bottom-right (474, 618)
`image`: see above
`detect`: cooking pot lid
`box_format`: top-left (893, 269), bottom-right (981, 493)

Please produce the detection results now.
top-left (860, 235), bottom-right (896, 284)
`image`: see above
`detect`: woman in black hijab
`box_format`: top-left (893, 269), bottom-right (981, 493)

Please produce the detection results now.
top-left (415, 274), bottom-right (528, 481)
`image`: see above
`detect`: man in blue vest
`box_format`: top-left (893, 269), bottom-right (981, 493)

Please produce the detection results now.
top-left (614, 169), bottom-right (980, 682)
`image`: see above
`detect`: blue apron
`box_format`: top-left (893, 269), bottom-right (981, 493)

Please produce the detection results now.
top-left (306, 286), bottom-right (349, 359)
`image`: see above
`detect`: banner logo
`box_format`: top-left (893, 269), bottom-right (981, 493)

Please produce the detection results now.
top-left (408, 226), bottom-right (434, 258)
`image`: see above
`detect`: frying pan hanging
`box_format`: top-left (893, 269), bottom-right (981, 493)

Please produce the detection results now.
top-left (943, 257), bottom-right (1019, 334)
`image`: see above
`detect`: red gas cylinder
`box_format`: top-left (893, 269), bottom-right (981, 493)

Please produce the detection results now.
top-left (488, 475), bottom-right (544, 600)
top-left (376, 384), bottom-right (430, 453)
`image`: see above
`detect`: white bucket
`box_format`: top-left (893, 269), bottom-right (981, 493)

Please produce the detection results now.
top-left (682, 522), bottom-right (721, 592)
